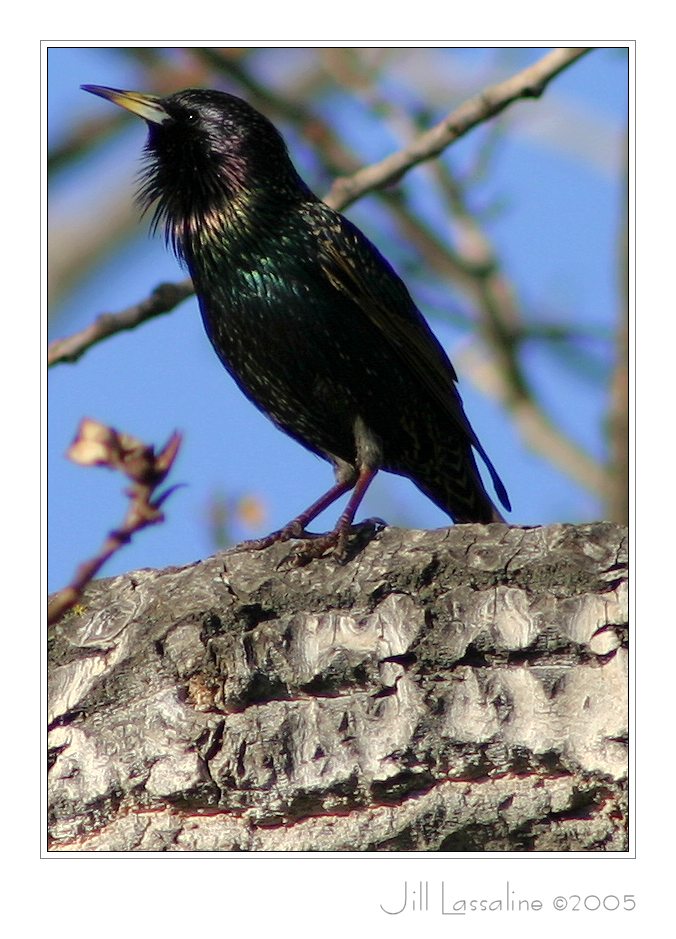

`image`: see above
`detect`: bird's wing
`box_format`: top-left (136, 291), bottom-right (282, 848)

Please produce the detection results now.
top-left (314, 210), bottom-right (510, 511)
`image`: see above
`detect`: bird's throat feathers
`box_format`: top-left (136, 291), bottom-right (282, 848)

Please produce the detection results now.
top-left (139, 140), bottom-right (311, 268)
top-left (141, 160), bottom-right (249, 262)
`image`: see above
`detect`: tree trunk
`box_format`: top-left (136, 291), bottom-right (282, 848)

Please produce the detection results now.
top-left (48, 521), bottom-right (628, 852)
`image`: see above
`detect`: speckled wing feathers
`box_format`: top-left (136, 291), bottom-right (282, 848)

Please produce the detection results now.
top-left (315, 211), bottom-right (510, 511)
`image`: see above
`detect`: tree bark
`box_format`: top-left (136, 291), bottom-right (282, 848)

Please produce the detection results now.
top-left (48, 521), bottom-right (628, 852)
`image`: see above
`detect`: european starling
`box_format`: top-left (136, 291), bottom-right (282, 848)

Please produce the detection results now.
top-left (82, 85), bottom-right (510, 556)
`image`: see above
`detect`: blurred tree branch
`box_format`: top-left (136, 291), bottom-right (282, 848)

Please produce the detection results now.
top-left (47, 421), bottom-right (182, 625)
top-left (48, 280), bottom-right (193, 366)
top-left (323, 47), bottom-right (592, 211)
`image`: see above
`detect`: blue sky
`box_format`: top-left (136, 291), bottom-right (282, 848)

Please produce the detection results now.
top-left (47, 46), bottom-right (628, 593)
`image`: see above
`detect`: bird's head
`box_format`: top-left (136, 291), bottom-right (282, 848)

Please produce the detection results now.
top-left (82, 85), bottom-right (305, 257)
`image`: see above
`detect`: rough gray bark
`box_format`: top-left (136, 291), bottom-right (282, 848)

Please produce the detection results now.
top-left (48, 521), bottom-right (628, 852)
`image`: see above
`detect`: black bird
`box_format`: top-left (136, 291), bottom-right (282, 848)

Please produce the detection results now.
top-left (82, 85), bottom-right (510, 556)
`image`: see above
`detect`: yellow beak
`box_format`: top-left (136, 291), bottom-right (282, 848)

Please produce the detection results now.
top-left (81, 85), bottom-right (170, 125)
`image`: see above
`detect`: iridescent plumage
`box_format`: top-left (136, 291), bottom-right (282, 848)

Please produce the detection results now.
top-left (83, 85), bottom-right (510, 555)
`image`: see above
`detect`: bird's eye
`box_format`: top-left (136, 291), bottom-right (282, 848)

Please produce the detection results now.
top-left (184, 110), bottom-right (198, 123)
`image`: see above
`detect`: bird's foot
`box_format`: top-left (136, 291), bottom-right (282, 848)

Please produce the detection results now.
top-left (234, 525), bottom-right (340, 562)
top-left (234, 518), bottom-right (308, 552)
top-left (293, 517), bottom-right (387, 565)
top-left (293, 530), bottom-right (343, 564)
top-left (233, 517), bottom-right (386, 564)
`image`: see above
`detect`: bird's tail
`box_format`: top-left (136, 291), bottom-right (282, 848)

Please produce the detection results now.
top-left (413, 443), bottom-right (510, 525)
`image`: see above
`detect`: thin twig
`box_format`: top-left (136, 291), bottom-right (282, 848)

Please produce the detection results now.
top-left (48, 280), bottom-right (194, 367)
top-left (47, 422), bottom-right (182, 625)
top-left (324, 47), bottom-right (593, 211)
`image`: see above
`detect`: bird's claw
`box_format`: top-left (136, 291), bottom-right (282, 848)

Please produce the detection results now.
top-left (234, 518), bottom-right (307, 552)
top-left (293, 517), bottom-right (387, 565)
top-left (233, 517), bottom-right (387, 564)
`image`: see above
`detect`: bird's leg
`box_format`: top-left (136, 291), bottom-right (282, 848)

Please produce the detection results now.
top-left (237, 422), bottom-right (383, 559)
top-left (295, 465), bottom-right (378, 562)
top-left (235, 476), bottom-right (355, 551)
top-left (294, 420), bottom-right (383, 560)
top-left (279, 477), bottom-right (357, 540)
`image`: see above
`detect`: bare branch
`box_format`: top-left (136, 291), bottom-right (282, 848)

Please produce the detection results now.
top-left (47, 280), bottom-right (193, 366)
top-left (324, 47), bottom-right (593, 211)
top-left (47, 422), bottom-right (182, 625)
